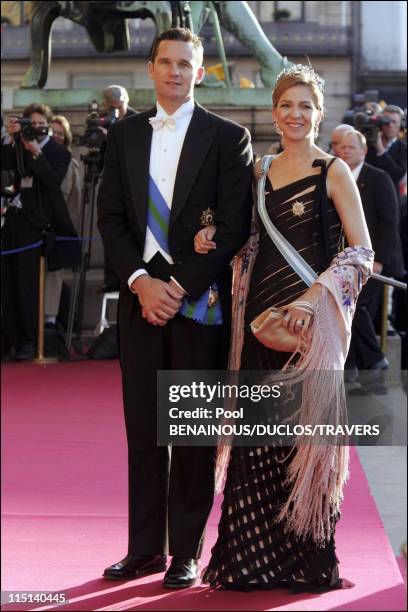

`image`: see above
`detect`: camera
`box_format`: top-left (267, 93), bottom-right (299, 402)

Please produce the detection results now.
top-left (342, 90), bottom-right (392, 146)
top-left (80, 101), bottom-right (119, 149)
top-left (353, 112), bottom-right (391, 146)
top-left (14, 117), bottom-right (49, 141)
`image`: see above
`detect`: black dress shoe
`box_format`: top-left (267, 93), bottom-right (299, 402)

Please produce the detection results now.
top-left (344, 366), bottom-right (358, 384)
top-left (1, 347), bottom-right (17, 362)
top-left (367, 357), bottom-right (389, 371)
top-left (347, 385), bottom-right (388, 396)
top-left (163, 557), bottom-right (198, 589)
top-left (103, 554), bottom-right (167, 580)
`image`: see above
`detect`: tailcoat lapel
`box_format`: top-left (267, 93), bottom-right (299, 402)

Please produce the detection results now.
top-left (124, 107), bottom-right (156, 232)
top-left (357, 163), bottom-right (367, 193)
top-left (170, 103), bottom-right (218, 229)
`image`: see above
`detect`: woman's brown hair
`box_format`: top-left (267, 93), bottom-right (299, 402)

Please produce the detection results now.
top-left (272, 64), bottom-right (324, 112)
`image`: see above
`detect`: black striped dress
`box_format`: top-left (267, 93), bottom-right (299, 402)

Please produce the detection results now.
top-left (202, 159), bottom-right (348, 592)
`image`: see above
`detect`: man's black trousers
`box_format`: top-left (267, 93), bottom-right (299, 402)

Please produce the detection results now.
top-left (1, 209), bottom-right (40, 349)
top-left (347, 278), bottom-right (384, 369)
top-left (118, 287), bottom-right (223, 558)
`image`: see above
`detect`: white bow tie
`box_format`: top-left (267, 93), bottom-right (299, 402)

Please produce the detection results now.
top-left (149, 116), bottom-right (177, 131)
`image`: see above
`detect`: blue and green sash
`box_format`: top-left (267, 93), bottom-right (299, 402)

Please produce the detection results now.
top-left (147, 175), bottom-right (222, 325)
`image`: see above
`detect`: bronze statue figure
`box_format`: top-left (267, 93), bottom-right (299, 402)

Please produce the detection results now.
top-left (22, 1), bottom-right (290, 89)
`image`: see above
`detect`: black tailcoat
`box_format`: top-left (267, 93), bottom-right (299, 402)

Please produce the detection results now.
top-left (97, 102), bottom-right (253, 556)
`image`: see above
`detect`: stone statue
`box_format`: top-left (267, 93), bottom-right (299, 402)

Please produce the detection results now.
top-left (21, 1), bottom-right (289, 89)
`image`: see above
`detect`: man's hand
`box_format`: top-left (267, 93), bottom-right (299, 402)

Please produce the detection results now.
top-left (168, 278), bottom-right (186, 299)
top-left (194, 225), bottom-right (217, 254)
top-left (6, 117), bottom-right (21, 139)
top-left (373, 261), bottom-right (384, 274)
top-left (131, 275), bottom-right (183, 326)
top-left (6, 118), bottom-right (42, 156)
top-left (21, 138), bottom-right (42, 157)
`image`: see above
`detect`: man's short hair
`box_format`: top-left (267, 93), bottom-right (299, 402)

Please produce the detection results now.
top-left (332, 123), bottom-right (352, 134)
top-left (343, 129), bottom-right (367, 148)
top-left (150, 27), bottom-right (203, 64)
top-left (103, 85), bottom-right (129, 105)
top-left (383, 105), bottom-right (405, 119)
top-left (23, 103), bottom-right (52, 122)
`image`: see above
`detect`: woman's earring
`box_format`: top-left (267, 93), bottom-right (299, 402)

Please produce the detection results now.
top-left (273, 121), bottom-right (283, 136)
top-left (314, 123), bottom-right (320, 139)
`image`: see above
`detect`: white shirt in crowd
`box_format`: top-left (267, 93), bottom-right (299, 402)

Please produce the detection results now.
top-left (351, 160), bottom-right (365, 182)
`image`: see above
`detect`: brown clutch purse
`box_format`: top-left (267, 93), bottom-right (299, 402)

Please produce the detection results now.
top-left (250, 301), bottom-right (314, 352)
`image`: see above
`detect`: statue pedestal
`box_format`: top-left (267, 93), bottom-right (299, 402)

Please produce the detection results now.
top-left (13, 87), bottom-right (276, 149)
top-left (13, 86), bottom-right (272, 110)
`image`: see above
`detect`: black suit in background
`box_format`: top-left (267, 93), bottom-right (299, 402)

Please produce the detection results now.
top-left (366, 138), bottom-right (407, 194)
top-left (347, 162), bottom-right (401, 369)
top-left (97, 103), bottom-right (253, 557)
top-left (1, 138), bottom-right (80, 351)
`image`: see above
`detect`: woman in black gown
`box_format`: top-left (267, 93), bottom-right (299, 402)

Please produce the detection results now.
top-left (194, 65), bottom-right (373, 592)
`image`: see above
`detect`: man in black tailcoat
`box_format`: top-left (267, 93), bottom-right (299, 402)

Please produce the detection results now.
top-left (97, 28), bottom-right (253, 588)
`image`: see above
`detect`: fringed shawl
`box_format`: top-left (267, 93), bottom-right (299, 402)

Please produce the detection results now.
top-left (215, 204), bottom-right (374, 546)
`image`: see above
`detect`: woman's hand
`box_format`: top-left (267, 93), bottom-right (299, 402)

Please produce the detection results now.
top-left (194, 225), bottom-right (217, 254)
top-left (282, 283), bottom-right (323, 335)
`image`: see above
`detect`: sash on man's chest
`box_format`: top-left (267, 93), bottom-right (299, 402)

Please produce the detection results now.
top-left (147, 174), bottom-right (222, 326)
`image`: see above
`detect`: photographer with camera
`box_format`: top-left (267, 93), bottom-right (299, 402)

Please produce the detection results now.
top-left (1, 103), bottom-right (80, 361)
top-left (364, 105), bottom-right (407, 193)
top-left (101, 85), bottom-right (136, 129)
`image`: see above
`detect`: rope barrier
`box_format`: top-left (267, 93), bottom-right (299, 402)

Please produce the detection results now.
top-left (1, 240), bottom-right (43, 255)
top-left (1, 236), bottom-right (102, 255)
top-left (1, 238), bottom-right (407, 292)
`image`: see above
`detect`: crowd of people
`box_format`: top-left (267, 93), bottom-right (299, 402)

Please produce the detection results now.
top-left (1, 51), bottom-right (406, 372)
top-left (0, 85), bottom-right (134, 360)
top-left (1, 25), bottom-right (407, 594)
top-left (330, 106), bottom-right (407, 384)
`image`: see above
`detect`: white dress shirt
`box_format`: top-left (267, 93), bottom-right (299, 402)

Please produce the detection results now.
top-left (351, 160), bottom-right (364, 182)
top-left (128, 98), bottom-right (195, 290)
top-left (381, 136), bottom-right (397, 154)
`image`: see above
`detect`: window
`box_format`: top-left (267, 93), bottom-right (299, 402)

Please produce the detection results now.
top-left (1, 1), bottom-right (31, 26)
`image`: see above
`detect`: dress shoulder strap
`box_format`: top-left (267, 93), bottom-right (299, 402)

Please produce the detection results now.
top-left (326, 157), bottom-right (337, 171)
top-left (261, 154), bottom-right (274, 177)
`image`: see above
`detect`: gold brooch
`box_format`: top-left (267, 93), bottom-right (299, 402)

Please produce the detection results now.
top-left (200, 207), bottom-right (215, 227)
top-left (291, 200), bottom-right (306, 217)
top-left (207, 286), bottom-right (219, 307)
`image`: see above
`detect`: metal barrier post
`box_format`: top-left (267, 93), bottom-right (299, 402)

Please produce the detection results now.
top-left (34, 251), bottom-right (58, 365)
top-left (380, 284), bottom-right (389, 354)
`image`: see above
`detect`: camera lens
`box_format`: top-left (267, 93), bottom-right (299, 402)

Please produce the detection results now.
top-left (21, 124), bottom-right (38, 141)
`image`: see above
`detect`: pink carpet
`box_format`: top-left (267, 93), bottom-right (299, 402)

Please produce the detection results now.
top-left (1, 361), bottom-right (406, 611)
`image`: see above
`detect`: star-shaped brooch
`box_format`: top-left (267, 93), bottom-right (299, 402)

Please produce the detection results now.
top-left (291, 200), bottom-right (306, 216)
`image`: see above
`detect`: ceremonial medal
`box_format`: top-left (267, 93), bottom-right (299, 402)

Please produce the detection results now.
top-left (291, 200), bottom-right (306, 216)
top-left (200, 207), bottom-right (215, 227)
top-left (208, 285), bottom-right (219, 308)
top-left (200, 207), bottom-right (218, 307)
